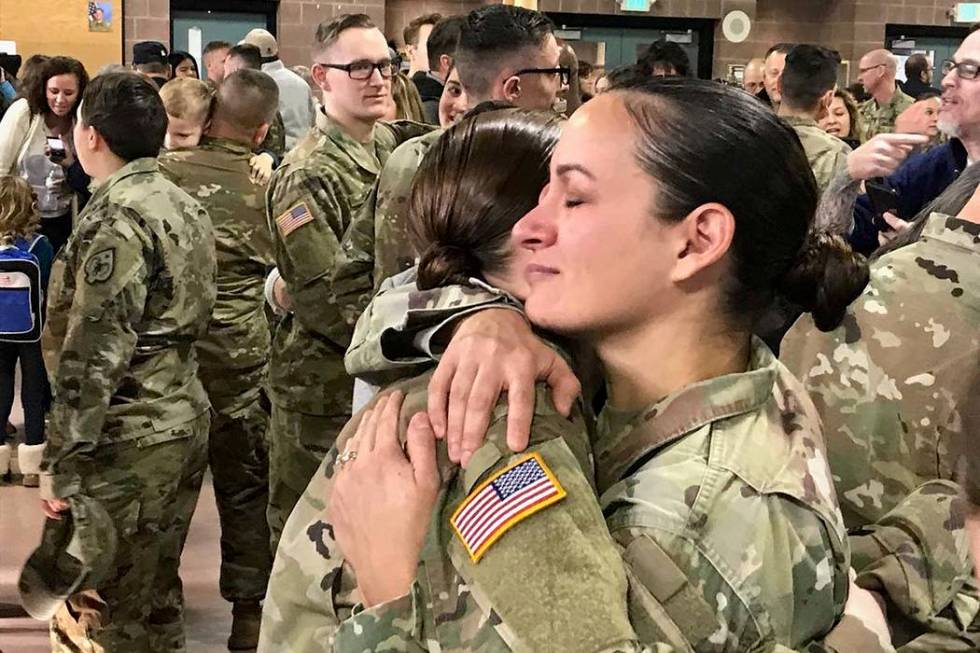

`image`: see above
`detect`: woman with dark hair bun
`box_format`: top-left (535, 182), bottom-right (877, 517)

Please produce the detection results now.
top-left (781, 164), bottom-right (980, 650)
top-left (329, 79), bottom-right (890, 650)
top-left (260, 108), bottom-right (650, 652)
top-left (0, 55), bottom-right (90, 253)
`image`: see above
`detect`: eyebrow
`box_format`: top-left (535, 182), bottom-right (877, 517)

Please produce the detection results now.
top-left (556, 163), bottom-right (595, 180)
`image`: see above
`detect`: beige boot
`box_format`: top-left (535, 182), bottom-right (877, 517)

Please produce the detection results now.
top-left (228, 600), bottom-right (262, 651)
top-left (18, 443), bottom-right (44, 488)
top-left (0, 442), bottom-right (11, 481)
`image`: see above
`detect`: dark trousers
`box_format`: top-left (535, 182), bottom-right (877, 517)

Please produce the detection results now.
top-left (0, 341), bottom-right (48, 445)
top-left (39, 212), bottom-right (72, 255)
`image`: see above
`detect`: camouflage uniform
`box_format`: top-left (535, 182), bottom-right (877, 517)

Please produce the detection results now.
top-left (783, 116), bottom-right (852, 195)
top-left (336, 283), bottom-right (886, 652)
top-left (260, 111), bottom-right (287, 160)
top-left (336, 129), bottom-right (442, 293)
top-left (265, 109), bottom-right (428, 549)
top-left (159, 137), bottom-right (275, 604)
top-left (858, 88), bottom-right (915, 143)
top-left (781, 211), bottom-right (980, 651)
top-left (39, 157), bottom-right (216, 652)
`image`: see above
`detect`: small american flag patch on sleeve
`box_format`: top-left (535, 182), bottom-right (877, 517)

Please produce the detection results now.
top-left (275, 201), bottom-right (314, 237)
top-left (450, 452), bottom-right (566, 563)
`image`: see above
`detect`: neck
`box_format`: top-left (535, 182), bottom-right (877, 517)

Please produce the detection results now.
top-left (90, 155), bottom-right (127, 186)
top-left (873, 80), bottom-right (896, 105)
top-left (594, 313), bottom-right (752, 411)
top-left (44, 112), bottom-right (71, 131)
top-left (777, 104), bottom-right (818, 121)
top-left (208, 119), bottom-right (254, 147)
top-left (321, 102), bottom-right (375, 143)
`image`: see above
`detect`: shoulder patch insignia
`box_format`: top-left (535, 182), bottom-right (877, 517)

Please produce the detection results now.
top-left (275, 201), bottom-right (314, 237)
top-left (84, 248), bottom-right (116, 284)
top-left (451, 452), bottom-right (566, 563)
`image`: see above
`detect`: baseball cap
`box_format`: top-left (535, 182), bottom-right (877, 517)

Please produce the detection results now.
top-left (242, 29), bottom-right (278, 59)
top-left (18, 495), bottom-right (118, 620)
top-left (133, 41), bottom-right (169, 66)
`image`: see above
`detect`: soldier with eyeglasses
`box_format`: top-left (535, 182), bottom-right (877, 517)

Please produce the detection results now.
top-left (262, 13), bottom-right (431, 559)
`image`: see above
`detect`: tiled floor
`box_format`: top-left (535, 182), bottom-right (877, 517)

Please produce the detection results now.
top-left (1, 385), bottom-right (233, 653)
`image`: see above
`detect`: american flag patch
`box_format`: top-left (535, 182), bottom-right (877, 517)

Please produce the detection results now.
top-left (451, 453), bottom-right (566, 563)
top-left (275, 202), bottom-right (314, 237)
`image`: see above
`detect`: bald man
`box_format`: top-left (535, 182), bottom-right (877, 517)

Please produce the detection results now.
top-left (743, 57), bottom-right (765, 96)
top-left (856, 48), bottom-right (914, 141)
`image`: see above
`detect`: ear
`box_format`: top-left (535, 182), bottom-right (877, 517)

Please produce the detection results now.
top-left (501, 75), bottom-right (522, 104)
top-left (669, 203), bottom-right (736, 284)
top-left (311, 63), bottom-right (331, 93)
top-left (438, 54), bottom-right (452, 75)
top-left (253, 122), bottom-right (270, 147)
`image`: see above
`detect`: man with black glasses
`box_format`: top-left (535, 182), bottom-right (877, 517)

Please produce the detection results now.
top-left (263, 13), bottom-right (430, 556)
top-left (847, 31), bottom-right (980, 253)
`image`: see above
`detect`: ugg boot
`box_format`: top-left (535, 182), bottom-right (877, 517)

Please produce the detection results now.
top-left (228, 600), bottom-right (262, 651)
top-left (18, 443), bottom-right (44, 488)
top-left (0, 442), bottom-right (11, 482)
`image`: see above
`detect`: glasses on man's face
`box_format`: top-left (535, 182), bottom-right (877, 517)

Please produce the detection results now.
top-left (858, 63), bottom-right (885, 74)
top-left (942, 59), bottom-right (980, 80)
top-left (516, 67), bottom-right (572, 87)
top-left (317, 59), bottom-right (393, 81)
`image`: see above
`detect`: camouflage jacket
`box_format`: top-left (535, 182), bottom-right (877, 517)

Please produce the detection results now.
top-left (265, 109), bottom-right (428, 415)
top-left (41, 158), bottom-right (217, 499)
top-left (783, 116), bottom-right (852, 195)
top-left (781, 211), bottom-right (980, 649)
top-left (259, 371), bottom-right (654, 653)
top-left (335, 129), bottom-right (441, 295)
top-left (159, 136), bottom-right (274, 375)
top-left (858, 88), bottom-right (915, 142)
top-left (341, 284), bottom-right (892, 652)
top-left (260, 111), bottom-right (287, 160)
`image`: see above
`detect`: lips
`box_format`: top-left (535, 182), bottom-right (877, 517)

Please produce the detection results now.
top-left (525, 263), bottom-right (559, 283)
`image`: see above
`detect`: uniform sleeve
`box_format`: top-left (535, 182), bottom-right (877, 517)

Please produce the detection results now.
top-left (331, 181), bottom-right (377, 325)
top-left (383, 120), bottom-right (436, 146)
top-left (344, 279), bottom-right (523, 384)
top-left (850, 479), bottom-right (973, 635)
top-left (42, 216), bottom-right (148, 498)
top-left (267, 168), bottom-right (362, 346)
top-left (332, 590), bottom-right (426, 653)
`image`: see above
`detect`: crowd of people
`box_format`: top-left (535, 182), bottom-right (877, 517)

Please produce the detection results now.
top-left (0, 5), bottom-right (977, 653)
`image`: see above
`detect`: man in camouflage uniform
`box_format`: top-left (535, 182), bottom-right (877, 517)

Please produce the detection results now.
top-left (781, 201), bottom-right (980, 649)
top-left (777, 45), bottom-right (851, 194)
top-left (37, 72), bottom-right (216, 652)
top-left (857, 48), bottom-right (915, 142)
top-left (263, 13), bottom-right (430, 550)
top-left (158, 69), bottom-right (278, 651)
top-left (335, 5), bottom-right (565, 294)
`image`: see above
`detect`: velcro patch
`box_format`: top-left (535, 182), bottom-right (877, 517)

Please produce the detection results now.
top-left (275, 201), bottom-right (314, 237)
top-left (84, 248), bottom-right (115, 285)
top-left (451, 452), bottom-right (566, 563)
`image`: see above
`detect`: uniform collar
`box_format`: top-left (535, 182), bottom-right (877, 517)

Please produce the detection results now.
top-left (595, 338), bottom-right (776, 493)
top-left (920, 211), bottom-right (980, 252)
top-left (876, 86), bottom-right (912, 110)
top-left (199, 135), bottom-right (254, 155)
top-left (314, 108), bottom-right (382, 176)
top-left (92, 157), bottom-right (159, 196)
top-left (781, 115), bottom-right (820, 128)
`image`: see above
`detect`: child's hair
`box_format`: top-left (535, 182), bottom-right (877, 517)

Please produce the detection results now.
top-left (159, 77), bottom-right (215, 124)
top-left (0, 176), bottom-right (40, 244)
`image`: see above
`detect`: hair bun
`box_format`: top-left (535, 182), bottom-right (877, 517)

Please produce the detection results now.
top-left (417, 244), bottom-right (481, 290)
top-left (778, 232), bottom-right (869, 331)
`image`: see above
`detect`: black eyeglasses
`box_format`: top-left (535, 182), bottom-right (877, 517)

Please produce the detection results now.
top-left (942, 59), bottom-right (980, 80)
top-left (516, 67), bottom-right (571, 86)
top-left (317, 59), bottom-right (393, 80)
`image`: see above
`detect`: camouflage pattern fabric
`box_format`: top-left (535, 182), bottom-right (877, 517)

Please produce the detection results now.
top-left (260, 111), bottom-right (287, 160)
top-left (159, 137), bottom-right (276, 603)
top-left (264, 109), bottom-right (429, 550)
top-left (335, 129), bottom-right (441, 295)
top-left (783, 116), bottom-right (852, 195)
top-left (260, 370), bottom-right (647, 653)
top-left (858, 88), bottom-right (915, 142)
top-left (781, 211), bottom-right (980, 650)
top-left (39, 156), bottom-right (216, 651)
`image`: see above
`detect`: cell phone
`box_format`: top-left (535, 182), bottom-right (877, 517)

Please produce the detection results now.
top-left (866, 181), bottom-right (901, 231)
top-left (46, 136), bottom-right (66, 163)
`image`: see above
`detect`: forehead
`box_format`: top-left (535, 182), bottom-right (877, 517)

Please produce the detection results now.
top-left (766, 51), bottom-right (786, 68)
top-left (326, 27), bottom-right (389, 61)
top-left (47, 74), bottom-right (78, 88)
top-left (555, 94), bottom-right (633, 168)
top-left (536, 33), bottom-right (561, 66)
top-left (954, 33), bottom-right (980, 62)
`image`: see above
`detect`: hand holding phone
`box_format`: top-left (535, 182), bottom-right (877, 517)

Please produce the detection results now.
top-left (46, 136), bottom-right (66, 163)
top-left (866, 181), bottom-right (901, 231)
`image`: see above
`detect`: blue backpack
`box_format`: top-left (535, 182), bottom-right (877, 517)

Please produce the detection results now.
top-left (0, 238), bottom-right (42, 343)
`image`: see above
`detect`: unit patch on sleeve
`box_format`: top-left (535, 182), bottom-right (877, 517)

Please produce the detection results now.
top-left (450, 452), bottom-right (566, 563)
top-left (275, 202), bottom-right (314, 237)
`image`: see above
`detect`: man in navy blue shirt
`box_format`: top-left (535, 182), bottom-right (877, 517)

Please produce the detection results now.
top-left (849, 31), bottom-right (980, 254)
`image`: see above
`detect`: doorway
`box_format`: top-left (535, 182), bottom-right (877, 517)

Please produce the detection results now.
top-left (886, 24), bottom-right (969, 91)
top-left (170, 0), bottom-right (278, 81)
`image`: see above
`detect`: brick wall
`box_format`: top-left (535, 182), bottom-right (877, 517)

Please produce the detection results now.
top-left (123, 0), bottom-right (963, 76)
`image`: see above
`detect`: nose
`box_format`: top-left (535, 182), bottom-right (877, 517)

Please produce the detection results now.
top-left (942, 65), bottom-right (958, 89)
top-left (513, 188), bottom-right (559, 252)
